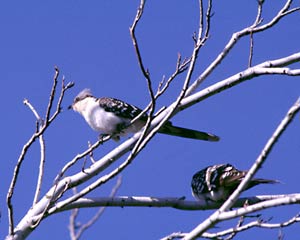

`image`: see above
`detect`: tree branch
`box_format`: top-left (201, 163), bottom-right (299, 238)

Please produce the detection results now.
top-left (186, 0), bottom-right (299, 95)
top-left (179, 52), bottom-right (300, 112)
top-left (23, 99), bottom-right (46, 205)
top-left (53, 194), bottom-right (300, 212)
top-left (201, 213), bottom-right (300, 239)
top-left (69, 176), bottom-right (122, 240)
top-left (6, 68), bottom-right (74, 238)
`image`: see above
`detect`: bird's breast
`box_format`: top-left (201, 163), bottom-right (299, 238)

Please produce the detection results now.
top-left (82, 104), bottom-right (124, 134)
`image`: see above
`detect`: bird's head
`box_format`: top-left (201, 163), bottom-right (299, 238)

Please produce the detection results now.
top-left (68, 88), bottom-right (94, 112)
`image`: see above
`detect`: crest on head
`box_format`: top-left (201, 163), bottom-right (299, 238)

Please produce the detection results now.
top-left (73, 88), bottom-right (93, 103)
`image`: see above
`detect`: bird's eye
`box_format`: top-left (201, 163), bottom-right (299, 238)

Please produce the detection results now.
top-left (74, 97), bottom-right (80, 103)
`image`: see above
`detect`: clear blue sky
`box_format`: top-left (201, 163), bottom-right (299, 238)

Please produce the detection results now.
top-left (1, 1), bottom-right (299, 239)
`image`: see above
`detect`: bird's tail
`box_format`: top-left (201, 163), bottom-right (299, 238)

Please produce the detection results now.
top-left (252, 178), bottom-right (279, 184)
top-left (247, 178), bottom-right (279, 189)
top-left (159, 122), bottom-right (220, 141)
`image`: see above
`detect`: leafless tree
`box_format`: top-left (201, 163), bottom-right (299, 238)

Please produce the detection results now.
top-left (5, 0), bottom-right (300, 239)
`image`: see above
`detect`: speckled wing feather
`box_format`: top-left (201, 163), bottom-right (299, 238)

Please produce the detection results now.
top-left (218, 164), bottom-right (246, 188)
top-left (98, 97), bottom-right (148, 120)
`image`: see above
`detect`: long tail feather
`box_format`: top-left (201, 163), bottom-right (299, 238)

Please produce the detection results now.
top-left (159, 122), bottom-right (220, 141)
top-left (246, 178), bottom-right (279, 190)
top-left (251, 178), bottom-right (279, 185)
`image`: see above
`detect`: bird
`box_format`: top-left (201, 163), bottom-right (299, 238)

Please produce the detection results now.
top-left (191, 163), bottom-right (278, 202)
top-left (69, 88), bottom-right (220, 141)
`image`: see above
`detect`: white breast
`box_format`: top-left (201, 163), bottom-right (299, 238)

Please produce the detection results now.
top-left (83, 99), bottom-right (124, 134)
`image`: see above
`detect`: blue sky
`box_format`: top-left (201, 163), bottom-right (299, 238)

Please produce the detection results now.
top-left (1, 1), bottom-right (300, 239)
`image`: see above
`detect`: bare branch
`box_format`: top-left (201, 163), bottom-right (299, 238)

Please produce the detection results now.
top-left (128, 0), bottom-right (213, 155)
top-left (45, 138), bottom-right (139, 216)
top-left (128, 0), bottom-right (212, 152)
top-left (179, 52), bottom-right (300, 112)
top-left (54, 138), bottom-right (103, 183)
top-left (224, 215), bottom-right (245, 240)
top-left (254, 0), bottom-right (264, 25)
top-left (180, 0), bottom-right (212, 98)
top-left (69, 176), bottom-right (122, 240)
top-left (54, 194), bottom-right (300, 212)
top-left (156, 54), bottom-right (191, 99)
top-left (23, 99), bottom-right (41, 121)
top-left (161, 232), bottom-right (186, 240)
top-left (48, 77), bottom-right (74, 123)
top-left (6, 67), bottom-right (74, 237)
top-left (129, 54), bottom-right (191, 131)
top-left (87, 141), bottom-right (96, 164)
top-left (248, 32), bottom-right (254, 68)
top-left (23, 99), bottom-right (46, 205)
top-left (201, 213), bottom-right (300, 239)
top-left (248, 0), bottom-right (264, 68)
top-left (129, 0), bottom-right (155, 102)
top-left (253, 1), bottom-right (300, 33)
top-left (45, 67), bottom-right (59, 123)
top-left (69, 188), bottom-right (79, 240)
top-left (186, 0), bottom-right (300, 95)
top-left (6, 131), bottom-right (36, 235)
top-left (162, 213), bottom-right (300, 240)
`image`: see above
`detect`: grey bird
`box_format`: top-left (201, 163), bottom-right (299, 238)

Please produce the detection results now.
top-left (69, 88), bottom-right (220, 141)
top-left (191, 163), bottom-right (278, 202)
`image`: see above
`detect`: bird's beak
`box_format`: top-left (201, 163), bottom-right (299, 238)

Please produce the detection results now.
top-left (68, 104), bottom-right (73, 110)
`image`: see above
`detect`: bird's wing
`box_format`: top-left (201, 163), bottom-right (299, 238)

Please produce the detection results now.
top-left (217, 164), bottom-right (245, 188)
top-left (98, 97), bottom-right (148, 120)
top-left (191, 168), bottom-right (210, 194)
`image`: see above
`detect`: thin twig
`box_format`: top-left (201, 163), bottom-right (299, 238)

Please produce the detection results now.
top-left (160, 232), bottom-right (186, 240)
top-left (156, 54), bottom-right (191, 99)
top-left (88, 141), bottom-right (96, 164)
top-left (225, 215), bottom-right (244, 240)
top-left (248, 31), bottom-right (254, 67)
top-left (45, 67), bottom-right (59, 123)
top-left (129, 0), bottom-right (159, 157)
top-left (180, 0), bottom-right (212, 98)
top-left (129, 0), bottom-right (191, 135)
top-left (200, 213), bottom-right (300, 239)
top-left (49, 77), bottom-right (74, 122)
top-left (69, 188), bottom-right (79, 240)
top-left (178, 54), bottom-right (300, 113)
top-left (69, 176), bottom-right (122, 240)
top-left (6, 68), bottom-right (74, 235)
top-left (129, 0), bottom-right (155, 103)
top-left (128, 0), bottom-right (213, 155)
top-left (55, 139), bottom-right (103, 184)
top-left (129, 0), bottom-right (148, 78)
top-left (23, 99), bottom-right (46, 205)
top-left (6, 67), bottom-right (74, 236)
top-left (198, 0), bottom-right (204, 43)
top-left (7, 133), bottom-right (36, 235)
top-left (129, 54), bottom-right (190, 129)
top-left (186, 0), bottom-right (299, 95)
top-left (248, 1), bottom-right (265, 68)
